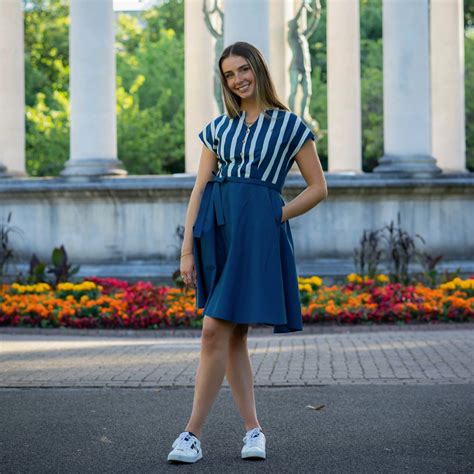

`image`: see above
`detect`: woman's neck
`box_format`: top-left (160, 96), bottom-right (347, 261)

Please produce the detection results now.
top-left (241, 100), bottom-right (263, 121)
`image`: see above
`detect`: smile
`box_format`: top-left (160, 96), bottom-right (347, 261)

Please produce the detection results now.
top-left (237, 83), bottom-right (250, 92)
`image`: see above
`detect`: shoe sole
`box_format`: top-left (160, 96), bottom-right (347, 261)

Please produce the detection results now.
top-left (241, 449), bottom-right (266, 460)
top-left (167, 451), bottom-right (203, 463)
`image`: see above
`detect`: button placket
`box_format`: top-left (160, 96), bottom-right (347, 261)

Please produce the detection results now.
top-left (241, 127), bottom-right (250, 158)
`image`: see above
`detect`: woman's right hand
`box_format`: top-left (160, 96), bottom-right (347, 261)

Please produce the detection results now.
top-left (180, 253), bottom-right (197, 288)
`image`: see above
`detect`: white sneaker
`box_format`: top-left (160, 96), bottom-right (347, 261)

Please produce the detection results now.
top-left (167, 431), bottom-right (203, 463)
top-left (241, 427), bottom-right (266, 459)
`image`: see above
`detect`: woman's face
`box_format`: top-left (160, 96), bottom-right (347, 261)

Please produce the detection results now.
top-left (221, 55), bottom-right (256, 101)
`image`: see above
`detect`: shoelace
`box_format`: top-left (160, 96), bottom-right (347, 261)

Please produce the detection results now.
top-left (243, 429), bottom-right (263, 447)
top-left (174, 432), bottom-right (198, 451)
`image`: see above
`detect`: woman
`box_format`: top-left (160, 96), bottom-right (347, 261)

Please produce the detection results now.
top-left (167, 41), bottom-right (327, 464)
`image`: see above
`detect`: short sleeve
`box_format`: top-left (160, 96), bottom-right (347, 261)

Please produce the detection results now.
top-left (288, 116), bottom-right (315, 159)
top-left (198, 118), bottom-right (218, 154)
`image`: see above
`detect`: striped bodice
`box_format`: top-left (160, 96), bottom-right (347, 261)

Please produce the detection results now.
top-left (199, 109), bottom-right (314, 191)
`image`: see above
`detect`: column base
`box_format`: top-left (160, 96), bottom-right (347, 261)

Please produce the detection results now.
top-left (372, 154), bottom-right (442, 178)
top-left (60, 158), bottom-right (128, 178)
top-left (0, 164), bottom-right (27, 179)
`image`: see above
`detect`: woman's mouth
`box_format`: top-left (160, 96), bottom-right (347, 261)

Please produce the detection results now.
top-left (237, 83), bottom-right (250, 93)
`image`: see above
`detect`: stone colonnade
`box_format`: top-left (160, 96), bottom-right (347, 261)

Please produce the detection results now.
top-left (0, 0), bottom-right (467, 179)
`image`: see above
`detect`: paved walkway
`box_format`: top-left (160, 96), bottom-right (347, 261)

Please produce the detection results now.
top-left (2, 385), bottom-right (473, 473)
top-left (1, 326), bottom-right (473, 388)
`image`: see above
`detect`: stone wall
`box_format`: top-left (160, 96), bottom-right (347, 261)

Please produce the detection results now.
top-left (0, 174), bottom-right (473, 283)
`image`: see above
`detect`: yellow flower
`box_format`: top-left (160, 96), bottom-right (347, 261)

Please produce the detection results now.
top-left (347, 273), bottom-right (363, 283)
top-left (310, 276), bottom-right (323, 286)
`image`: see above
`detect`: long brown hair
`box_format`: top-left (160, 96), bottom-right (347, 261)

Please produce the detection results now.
top-left (218, 41), bottom-right (289, 118)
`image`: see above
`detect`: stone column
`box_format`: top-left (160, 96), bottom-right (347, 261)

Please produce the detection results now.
top-left (224, 0), bottom-right (270, 59)
top-left (184, 0), bottom-right (218, 174)
top-left (326, 0), bottom-right (362, 174)
top-left (61, 0), bottom-right (126, 178)
top-left (269, 0), bottom-right (293, 105)
top-left (0, 0), bottom-right (25, 178)
top-left (431, 0), bottom-right (466, 173)
top-left (373, 0), bottom-right (441, 177)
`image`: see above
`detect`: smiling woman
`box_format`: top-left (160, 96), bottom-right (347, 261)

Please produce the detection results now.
top-left (218, 42), bottom-right (289, 122)
top-left (170, 40), bottom-right (328, 464)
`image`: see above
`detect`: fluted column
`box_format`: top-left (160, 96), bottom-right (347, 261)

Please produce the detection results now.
top-left (61, 0), bottom-right (126, 178)
top-left (0, 0), bottom-right (25, 178)
top-left (431, 0), bottom-right (466, 173)
top-left (326, 0), bottom-right (362, 173)
top-left (373, 0), bottom-right (441, 177)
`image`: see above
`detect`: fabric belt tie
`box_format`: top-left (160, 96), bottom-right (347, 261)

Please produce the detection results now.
top-left (193, 170), bottom-right (282, 238)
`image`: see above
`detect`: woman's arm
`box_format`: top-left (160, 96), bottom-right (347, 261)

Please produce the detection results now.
top-left (281, 139), bottom-right (328, 222)
top-left (181, 145), bottom-right (218, 255)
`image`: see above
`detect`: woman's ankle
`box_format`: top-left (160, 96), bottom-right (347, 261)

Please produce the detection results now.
top-left (245, 423), bottom-right (261, 432)
top-left (184, 427), bottom-right (202, 439)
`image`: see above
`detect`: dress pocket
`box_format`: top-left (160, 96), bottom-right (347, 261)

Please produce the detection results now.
top-left (266, 187), bottom-right (284, 225)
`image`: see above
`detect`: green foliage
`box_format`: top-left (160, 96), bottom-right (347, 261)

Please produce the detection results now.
top-left (25, 91), bottom-right (69, 176)
top-left (23, 0), bottom-right (69, 107)
top-left (308, 0), bottom-right (384, 171)
top-left (16, 245), bottom-right (80, 288)
top-left (49, 244), bottom-right (80, 285)
top-left (360, 39), bottom-right (383, 172)
top-left (116, 5), bottom-right (185, 174)
top-left (353, 212), bottom-right (445, 286)
top-left (24, 0), bottom-right (184, 176)
top-left (24, 0), bottom-right (70, 176)
top-left (0, 213), bottom-right (19, 284)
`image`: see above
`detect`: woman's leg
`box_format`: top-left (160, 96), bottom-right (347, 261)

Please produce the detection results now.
top-left (225, 324), bottom-right (261, 431)
top-left (184, 315), bottom-right (237, 438)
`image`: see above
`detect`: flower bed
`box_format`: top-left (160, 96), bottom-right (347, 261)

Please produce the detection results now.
top-left (0, 274), bottom-right (472, 329)
top-left (299, 274), bottom-right (473, 324)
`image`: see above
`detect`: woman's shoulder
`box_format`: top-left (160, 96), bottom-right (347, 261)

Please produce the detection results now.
top-left (209, 113), bottom-right (227, 124)
top-left (201, 114), bottom-right (229, 133)
top-left (266, 108), bottom-right (304, 125)
top-left (281, 109), bottom-right (303, 121)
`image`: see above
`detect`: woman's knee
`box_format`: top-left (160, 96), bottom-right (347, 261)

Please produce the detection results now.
top-left (229, 324), bottom-right (249, 347)
top-left (201, 316), bottom-right (235, 352)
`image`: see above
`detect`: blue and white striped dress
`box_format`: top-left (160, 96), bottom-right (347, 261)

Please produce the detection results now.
top-left (199, 109), bottom-right (314, 191)
top-left (192, 108), bottom-right (315, 333)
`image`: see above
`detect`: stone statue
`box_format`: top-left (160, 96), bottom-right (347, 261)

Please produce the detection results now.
top-left (288, 0), bottom-right (321, 135)
top-left (202, 0), bottom-right (224, 114)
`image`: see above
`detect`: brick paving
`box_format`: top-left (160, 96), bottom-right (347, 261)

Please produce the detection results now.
top-left (0, 327), bottom-right (473, 388)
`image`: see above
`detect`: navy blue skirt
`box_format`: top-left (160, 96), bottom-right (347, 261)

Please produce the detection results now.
top-left (192, 172), bottom-right (302, 333)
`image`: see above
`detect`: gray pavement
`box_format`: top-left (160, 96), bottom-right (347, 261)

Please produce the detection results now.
top-left (0, 325), bottom-right (473, 472)
top-left (1, 385), bottom-right (473, 473)
top-left (0, 326), bottom-right (473, 388)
